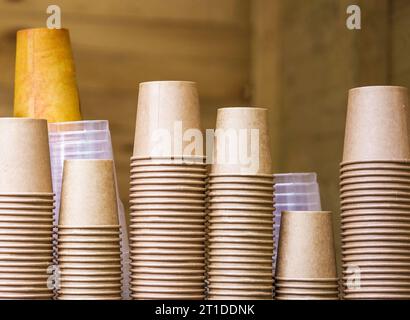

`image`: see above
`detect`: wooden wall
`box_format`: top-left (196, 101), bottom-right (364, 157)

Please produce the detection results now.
top-left (251, 0), bottom-right (410, 270)
top-left (393, 0), bottom-right (410, 86)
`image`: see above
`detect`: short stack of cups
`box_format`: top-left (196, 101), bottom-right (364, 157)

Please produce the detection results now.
top-left (273, 173), bottom-right (322, 273)
top-left (0, 118), bottom-right (54, 299)
top-left (341, 86), bottom-right (410, 300)
top-left (57, 160), bottom-right (122, 300)
top-left (48, 120), bottom-right (130, 299)
top-left (275, 211), bottom-right (339, 300)
top-left (130, 81), bottom-right (207, 300)
top-left (207, 107), bottom-right (274, 300)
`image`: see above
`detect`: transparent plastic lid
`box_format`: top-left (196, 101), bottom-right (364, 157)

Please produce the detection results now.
top-left (274, 182), bottom-right (320, 194)
top-left (275, 192), bottom-right (321, 205)
top-left (50, 140), bottom-right (112, 154)
top-left (49, 130), bottom-right (111, 143)
top-left (50, 138), bottom-right (109, 146)
top-left (50, 149), bottom-right (112, 159)
top-left (48, 120), bottom-right (109, 133)
top-left (274, 202), bottom-right (322, 212)
top-left (274, 172), bottom-right (317, 184)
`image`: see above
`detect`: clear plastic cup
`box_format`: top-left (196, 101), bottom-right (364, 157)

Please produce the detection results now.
top-left (48, 120), bottom-right (109, 133)
top-left (49, 130), bottom-right (111, 143)
top-left (50, 142), bottom-right (112, 155)
top-left (50, 139), bottom-right (109, 148)
top-left (274, 173), bottom-right (317, 184)
top-left (275, 192), bottom-right (321, 205)
top-left (275, 203), bottom-right (322, 213)
top-left (274, 182), bottom-right (320, 194)
top-left (51, 150), bottom-right (112, 159)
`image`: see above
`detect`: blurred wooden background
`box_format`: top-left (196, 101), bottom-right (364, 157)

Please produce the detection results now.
top-left (0, 0), bottom-right (410, 269)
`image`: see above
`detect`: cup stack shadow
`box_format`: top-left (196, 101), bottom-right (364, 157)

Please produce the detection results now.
top-left (129, 81), bottom-right (207, 300)
top-left (207, 107), bottom-right (274, 300)
top-left (275, 211), bottom-right (339, 300)
top-left (56, 160), bottom-right (122, 300)
top-left (340, 86), bottom-right (410, 299)
top-left (0, 118), bottom-right (54, 299)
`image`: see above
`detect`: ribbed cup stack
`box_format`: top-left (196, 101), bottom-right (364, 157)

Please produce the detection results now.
top-left (56, 160), bottom-right (122, 300)
top-left (273, 173), bottom-right (322, 274)
top-left (275, 211), bottom-right (339, 300)
top-left (340, 86), bottom-right (410, 300)
top-left (207, 107), bottom-right (274, 300)
top-left (130, 81), bottom-right (207, 300)
top-left (0, 118), bottom-right (54, 299)
top-left (48, 120), bottom-right (130, 299)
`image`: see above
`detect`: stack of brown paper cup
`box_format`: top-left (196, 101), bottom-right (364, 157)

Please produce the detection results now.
top-left (340, 86), bottom-right (410, 299)
top-left (56, 160), bottom-right (122, 300)
top-left (275, 211), bottom-right (339, 300)
top-left (207, 107), bottom-right (274, 300)
top-left (0, 118), bottom-right (54, 299)
top-left (129, 81), bottom-right (207, 300)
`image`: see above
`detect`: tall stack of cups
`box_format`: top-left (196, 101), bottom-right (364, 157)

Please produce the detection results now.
top-left (129, 81), bottom-right (207, 300)
top-left (275, 211), bottom-right (339, 300)
top-left (57, 160), bottom-right (122, 300)
top-left (340, 86), bottom-right (410, 299)
top-left (0, 118), bottom-right (54, 299)
top-left (207, 107), bottom-right (274, 300)
top-left (273, 173), bottom-right (322, 272)
top-left (48, 120), bottom-right (130, 299)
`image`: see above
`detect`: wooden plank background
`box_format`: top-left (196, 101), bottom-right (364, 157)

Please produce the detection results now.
top-left (250, 0), bottom-right (410, 272)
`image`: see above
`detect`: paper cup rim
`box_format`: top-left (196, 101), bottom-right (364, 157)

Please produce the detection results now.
top-left (209, 173), bottom-right (272, 178)
top-left (348, 85), bottom-right (408, 94)
top-left (0, 192), bottom-right (55, 197)
top-left (275, 276), bottom-right (339, 282)
top-left (57, 225), bottom-right (120, 230)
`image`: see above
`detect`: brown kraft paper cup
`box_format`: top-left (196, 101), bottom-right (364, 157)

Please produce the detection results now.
top-left (276, 211), bottom-right (337, 279)
top-left (0, 118), bottom-right (52, 193)
top-left (59, 160), bottom-right (118, 226)
top-left (342, 86), bottom-right (410, 162)
top-left (133, 81), bottom-right (203, 159)
top-left (211, 107), bottom-right (272, 175)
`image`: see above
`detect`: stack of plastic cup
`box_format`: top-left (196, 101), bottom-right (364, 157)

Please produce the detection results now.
top-left (0, 118), bottom-right (54, 299)
top-left (48, 120), bottom-right (130, 299)
top-left (340, 86), bottom-right (410, 300)
top-left (275, 211), bottom-right (339, 300)
top-left (57, 160), bottom-right (122, 300)
top-left (273, 173), bottom-right (322, 270)
top-left (207, 107), bottom-right (274, 300)
top-left (130, 81), bottom-right (207, 300)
